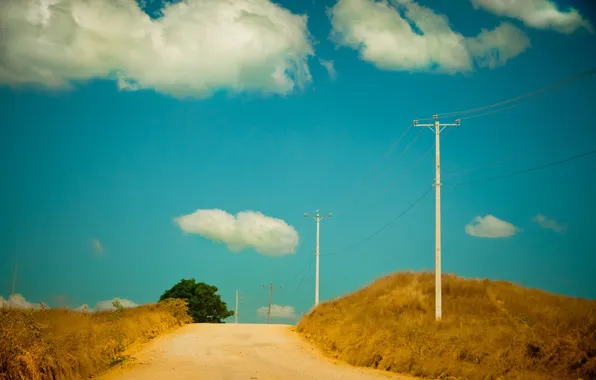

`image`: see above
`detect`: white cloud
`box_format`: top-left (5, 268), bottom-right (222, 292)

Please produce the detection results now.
top-left (319, 59), bottom-right (337, 80)
top-left (328, 0), bottom-right (530, 73)
top-left (470, 0), bottom-right (593, 34)
top-left (466, 22), bottom-right (532, 69)
top-left (465, 214), bottom-right (519, 238)
top-left (0, 0), bottom-right (314, 98)
top-left (174, 209), bottom-right (299, 256)
top-left (256, 304), bottom-right (297, 319)
top-left (0, 294), bottom-right (48, 310)
top-left (73, 297), bottom-right (138, 312)
top-left (533, 213), bottom-right (567, 233)
top-left (92, 238), bottom-right (103, 254)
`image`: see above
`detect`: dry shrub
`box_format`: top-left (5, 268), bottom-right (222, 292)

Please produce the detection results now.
top-left (0, 298), bottom-right (191, 380)
top-left (297, 271), bottom-right (596, 380)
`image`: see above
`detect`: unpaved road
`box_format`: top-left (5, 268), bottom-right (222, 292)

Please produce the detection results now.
top-left (97, 323), bottom-right (417, 380)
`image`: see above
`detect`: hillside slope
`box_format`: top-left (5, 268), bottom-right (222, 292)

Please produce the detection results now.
top-left (0, 299), bottom-right (191, 379)
top-left (296, 272), bottom-right (595, 380)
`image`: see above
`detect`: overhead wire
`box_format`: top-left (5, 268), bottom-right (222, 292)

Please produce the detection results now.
top-left (323, 187), bottom-right (433, 258)
top-left (379, 142), bottom-right (434, 197)
top-left (288, 257), bottom-right (314, 299)
top-left (442, 150), bottom-right (531, 180)
top-left (368, 128), bottom-right (425, 186)
top-left (444, 148), bottom-right (596, 188)
top-left (416, 66), bottom-right (596, 121)
top-left (332, 124), bottom-right (415, 212)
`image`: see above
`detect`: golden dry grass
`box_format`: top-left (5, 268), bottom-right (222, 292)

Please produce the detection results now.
top-left (0, 298), bottom-right (192, 380)
top-left (297, 271), bottom-right (596, 380)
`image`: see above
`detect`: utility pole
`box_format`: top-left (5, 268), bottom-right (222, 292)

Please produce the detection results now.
top-left (304, 210), bottom-right (332, 307)
top-left (262, 283), bottom-right (281, 324)
top-left (11, 259), bottom-right (18, 297)
top-left (413, 115), bottom-right (460, 321)
top-left (235, 289), bottom-right (239, 324)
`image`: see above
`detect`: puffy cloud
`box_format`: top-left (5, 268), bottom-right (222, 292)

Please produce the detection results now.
top-left (0, 294), bottom-right (48, 310)
top-left (466, 22), bottom-right (531, 69)
top-left (469, 0), bottom-right (593, 34)
top-left (533, 214), bottom-right (567, 233)
top-left (174, 209), bottom-right (299, 256)
top-left (92, 238), bottom-right (104, 254)
top-left (73, 297), bottom-right (138, 312)
top-left (465, 215), bottom-right (519, 238)
top-left (319, 59), bottom-right (337, 80)
top-left (256, 304), bottom-right (297, 319)
top-left (0, 0), bottom-right (314, 98)
top-left (328, 0), bottom-right (530, 73)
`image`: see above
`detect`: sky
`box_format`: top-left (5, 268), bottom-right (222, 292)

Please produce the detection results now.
top-left (1, 0), bottom-right (595, 322)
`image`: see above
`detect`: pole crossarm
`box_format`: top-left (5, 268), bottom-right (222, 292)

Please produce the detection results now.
top-left (412, 114), bottom-right (460, 321)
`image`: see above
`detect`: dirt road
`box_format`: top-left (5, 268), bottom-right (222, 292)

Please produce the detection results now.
top-left (97, 323), bottom-right (416, 380)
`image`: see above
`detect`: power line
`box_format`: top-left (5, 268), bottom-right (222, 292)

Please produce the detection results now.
top-left (332, 124), bottom-right (415, 212)
top-left (416, 66), bottom-right (596, 121)
top-left (288, 258), bottom-right (314, 299)
top-left (442, 151), bottom-right (527, 179)
top-left (323, 187), bottom-right (433, 258)
top-left (444, 148), bottom-right (596, 187)
top-left (379, 142), bottom-right (434, 197)
top-left (369, 128), bottom-right (425, 186)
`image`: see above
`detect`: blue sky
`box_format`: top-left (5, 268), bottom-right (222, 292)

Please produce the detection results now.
top-left (1, 0), bottom-right (595, 322)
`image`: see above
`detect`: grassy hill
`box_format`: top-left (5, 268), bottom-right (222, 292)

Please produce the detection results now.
top-left (0, 299), bottom-right (191, 379)
top-left (296, 272), bottom-right (595, 380)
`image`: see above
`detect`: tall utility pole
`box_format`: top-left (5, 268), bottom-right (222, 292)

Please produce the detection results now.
top-left (235, 289), bottom-right (239, 324)
top-left (413, 115), bottom-right (460, 321)
top-left (304, 210), bottom-right (332, 307)
top-left (262, 283), bottom-right (281, 324)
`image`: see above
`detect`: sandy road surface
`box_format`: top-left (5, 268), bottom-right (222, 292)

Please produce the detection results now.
top-left (97, 323), bottom-right (417, 380)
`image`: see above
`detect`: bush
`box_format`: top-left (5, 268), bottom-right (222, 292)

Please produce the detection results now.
top-left (159, 278), bottom-right (234, 323)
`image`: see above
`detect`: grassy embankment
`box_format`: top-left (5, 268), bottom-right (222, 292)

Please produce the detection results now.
top-left (0, 298), bottom-right (191, 379)
top-left (297, 272), bottom-right (595, 380)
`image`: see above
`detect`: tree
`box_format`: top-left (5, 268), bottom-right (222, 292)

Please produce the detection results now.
top-left (159, 278), bottom-right (234, 323)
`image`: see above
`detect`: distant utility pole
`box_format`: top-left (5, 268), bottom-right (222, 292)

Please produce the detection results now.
top-left (11, 259), bottom-right (18, 297)
top-left (304, 210), bottom-right (332, 307)
top-left (262, 283), bottom-right (281, 324)
top-left (235, 289), bottom-right (239, 324)
top-left (413, 115), bottom-right (460, 321)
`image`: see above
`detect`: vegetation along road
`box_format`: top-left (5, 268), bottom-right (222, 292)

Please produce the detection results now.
top-left (98, 323), bottom-right (418, 380)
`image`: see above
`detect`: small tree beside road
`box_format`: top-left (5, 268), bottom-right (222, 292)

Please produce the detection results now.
top-left (159, 278), bottom-right (234, 323)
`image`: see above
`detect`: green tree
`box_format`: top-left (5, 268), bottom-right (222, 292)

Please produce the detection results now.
top-left (159, 278), bottom-right (234, 323)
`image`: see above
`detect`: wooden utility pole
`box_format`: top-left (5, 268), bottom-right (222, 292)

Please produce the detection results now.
top-left (235, 290), bottom-right (239, 324)
top-left (262, 283), bottom-right (281, 324)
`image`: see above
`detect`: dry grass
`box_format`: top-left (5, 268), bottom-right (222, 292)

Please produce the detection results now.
top-left (0, 298), bottom-right (192, 380)
top-left (297, 271), bottom-right (596, 380)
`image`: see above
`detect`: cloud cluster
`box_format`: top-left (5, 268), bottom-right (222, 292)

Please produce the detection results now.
top-left (533, 213), bottom-right (567, 233)
top-left (0, 0), bottom-right (313, 98)
top-left (328, 0), bottom-right (531, 73)
top-left (0, 293), bottom-right (138, 313)
top-left (0, 294), bottom-right (48, 310)
top-left (74, 297), bottom-right (138, 312)
top-left (465, 215), bottom-right (519, 238)
top-left (470, 0), bottom-right (593, 34)
top-left (175, 209), bottom-right (299, 256)
top-left (256, 304), bottom-right (297, 319)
